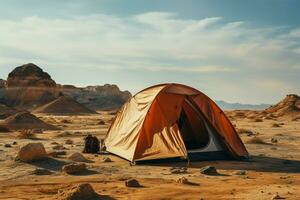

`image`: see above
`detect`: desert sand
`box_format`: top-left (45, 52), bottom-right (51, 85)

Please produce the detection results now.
top-left (0, 110), bottom-right (299, 200)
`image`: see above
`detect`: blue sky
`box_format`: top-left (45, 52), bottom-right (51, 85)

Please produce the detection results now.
top-left (0, 0), bottom-right (299, 104)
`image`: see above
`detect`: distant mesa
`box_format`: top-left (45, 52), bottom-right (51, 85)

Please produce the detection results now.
top-left (6, 63), bottom-right (56, 87)
top-left (33, 95), bottom-right (97, 115)
top-left (0, 111), bottom-right (59, 130)
top-left (264, 94), bottom-right (300, 117)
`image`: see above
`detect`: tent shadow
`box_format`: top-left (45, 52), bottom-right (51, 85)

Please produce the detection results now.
top-left (142, 155), bottom-right (300, 174)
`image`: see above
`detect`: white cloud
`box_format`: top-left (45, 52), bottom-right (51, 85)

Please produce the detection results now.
top-left (0, 12), bottom-right (299, 103)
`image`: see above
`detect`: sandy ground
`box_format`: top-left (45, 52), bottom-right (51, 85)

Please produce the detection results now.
top-left (0, 111), bottom-right (300, 200)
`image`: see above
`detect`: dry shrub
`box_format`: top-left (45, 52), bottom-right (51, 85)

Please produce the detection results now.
top-left (246, 137), bottom-right (267, 144)
top-left (17, 129), bottom-right (36, 139)
top-left (0, 125), bottom-right (10, 132)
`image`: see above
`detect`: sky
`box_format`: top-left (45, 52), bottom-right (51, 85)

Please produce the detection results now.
top-left (0, 0), bottom-right (299, 104)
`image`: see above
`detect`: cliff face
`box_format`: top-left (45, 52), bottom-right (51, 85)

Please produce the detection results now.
top-left (61, 84), bottom-right (131, 110)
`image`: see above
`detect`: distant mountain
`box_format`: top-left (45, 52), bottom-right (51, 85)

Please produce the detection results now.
top-left (215, 100), bottom-right (270, 110)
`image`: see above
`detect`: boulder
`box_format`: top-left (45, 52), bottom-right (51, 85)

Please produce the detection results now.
top-left (200, 166), bottom-right (218, 175)
top-left (17, 143), bottom-right (47, 162)
top-left (62, 163), bottom-right (86, 175)
top-left (125, 179), bottom-right (141, 187)
top-left (56, 183), bottom-right (99, 200)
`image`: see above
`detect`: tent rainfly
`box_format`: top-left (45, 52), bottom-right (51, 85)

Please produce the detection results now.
top-left (104, 83), bottom-right (248, 162)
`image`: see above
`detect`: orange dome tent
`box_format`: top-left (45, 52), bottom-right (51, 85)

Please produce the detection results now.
top-left (104, 83), bottom-right (248, 162)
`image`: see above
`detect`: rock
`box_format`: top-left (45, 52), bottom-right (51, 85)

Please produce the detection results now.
top-left (176, 177), bottom-right (190, 184)
top-left (271, 193), bottom-right (285, 199)
top-left (200, 166), bottom-right (218, 175)
top-left (271, 138), bottom-right (278, 143)
top-left (102, 157), bottom-right (112, 163)
top-left (48, 151), bottom-right (67, 157)
top-left (68, 153), bottom-right (89, 162)
top-left (17, 143), bottom-right (47, 162)
top-left (125, 179), bottom-right (141, 187)
top-left (53, 144), bottom-right (67, 150)
top-left (170, 167), bottom-right (187, 174)
top-left (56, 183), bottom-right (99, 200)
top-left (4, 144), bottom-right (12, 148)
top-left (62, 163), bottom-right (86, 175)
top-left (98, 120), bottom-right (105, 125)
top-left (234, 170), bottom-right (246, 175)
top-left (33, 168), bottom-right (52, 175)
top-left (65, 139), bottom-right (74, 145)
top-left (12, 141), bottom-right (17, 145)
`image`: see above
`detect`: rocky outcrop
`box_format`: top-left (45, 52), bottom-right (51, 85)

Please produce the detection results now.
top-left (3, 63), bottom-right (59, 109)
top-left (265, 94), bottom-right (300, 117)
top-left (6, 63), bottom-right (56, 87)
top-left (61, 84), bottom-right (131, 110)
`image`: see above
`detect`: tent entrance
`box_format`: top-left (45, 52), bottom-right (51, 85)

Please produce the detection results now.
top-left (177, 98), bottom-right (224, 154)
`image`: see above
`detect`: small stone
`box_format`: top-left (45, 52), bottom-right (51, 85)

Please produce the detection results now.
top-left (271, 138), bottom-right (278, 143)
top-left (4, 144), bottom-right (12, 148)
top-left (62, 163), bottom-right (87, 175)
top-left (53, 144), bottom-right (67, 150)
top-left (170, 167), bottom-right (187, 174)
top-left (65, 139), bottom-right (74, 145)
top-left (271, 193), bottom-right (285, 199)
top-left (68, 152), bottom-right (89, 162)
top-left (234, 170), bottom-right (246, 175)
top-left (125, 179), bottom-right (141, 187)
top-left (200, 166), bottom-right (218, 175)
top-left (102, 157), bottom-right (112, 163)
top-left (12, 141), bottom-right (17, 145)
top-left (176, 177), bottom-right (190, 184)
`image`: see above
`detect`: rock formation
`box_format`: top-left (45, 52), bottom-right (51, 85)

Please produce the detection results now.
top-left (265, 94), bottom-right (300, 117)
top-left (3, 63), bottom-right (59, 109)
top-left (33, 96), bottom-right (96, 115)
